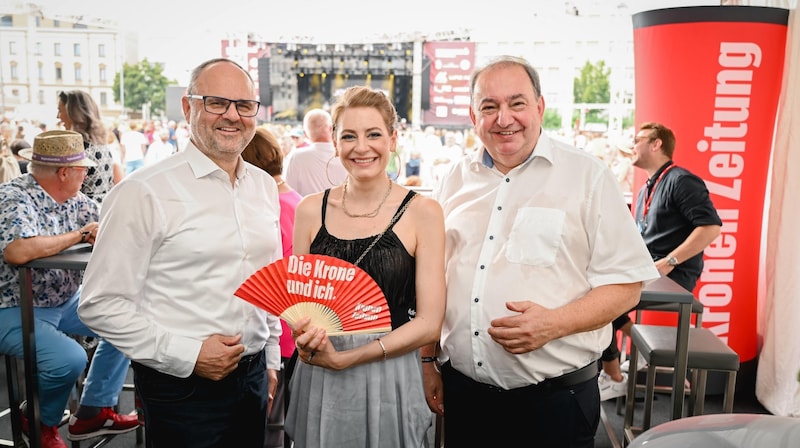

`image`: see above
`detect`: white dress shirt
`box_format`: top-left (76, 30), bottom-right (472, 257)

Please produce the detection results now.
top-left (283, 142), bottom-right (348, 196)
top-left (434, 132), bottom-right (659, 389)
top-left (79, 142), bottom-right (283, 378)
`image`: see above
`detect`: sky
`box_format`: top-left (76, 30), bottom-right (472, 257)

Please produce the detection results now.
top-left (12, 0), bottom-right (777, 84)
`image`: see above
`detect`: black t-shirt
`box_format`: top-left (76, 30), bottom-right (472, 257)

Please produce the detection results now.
top-left (634, 161), bottom-right (722, 291)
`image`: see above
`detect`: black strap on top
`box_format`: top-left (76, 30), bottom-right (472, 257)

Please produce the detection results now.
top-left (320, 188), bottom-right (417, 231)
top-left (320, 188), bottom-right (419, 266)
top-left (353, 190), bottom-right (418, 266)
top-left (386, 190), bottom-right (418, 231)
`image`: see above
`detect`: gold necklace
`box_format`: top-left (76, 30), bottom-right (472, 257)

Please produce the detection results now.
top-left (342, 176), bottom-right (392, 218)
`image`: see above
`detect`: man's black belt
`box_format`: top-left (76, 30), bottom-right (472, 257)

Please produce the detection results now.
top-left (237, 349), bottom-right (264, 371)
top-left (444, 360), bottom-right (598, 393)
top-left (536, 362), bottom-right (598, 389)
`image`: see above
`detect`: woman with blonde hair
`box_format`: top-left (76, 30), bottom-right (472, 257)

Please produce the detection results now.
top-left (286, 86), bottom-right (446, 447)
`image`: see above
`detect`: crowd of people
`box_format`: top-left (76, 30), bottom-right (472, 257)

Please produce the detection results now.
top-left (0, 54), bottom-right (722, 448)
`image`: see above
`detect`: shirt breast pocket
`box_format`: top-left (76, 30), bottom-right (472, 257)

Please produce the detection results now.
top-left (505, 207), bottom-right (565, 267)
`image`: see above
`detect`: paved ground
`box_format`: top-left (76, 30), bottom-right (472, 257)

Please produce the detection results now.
top-left (1, 361), bottom-right (770, 448)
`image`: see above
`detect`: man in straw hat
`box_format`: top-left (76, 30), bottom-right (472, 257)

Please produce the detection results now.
top-left (0, 130), bottom-right (139, 448)
top-left (79, 58), bottom-right (283, 447)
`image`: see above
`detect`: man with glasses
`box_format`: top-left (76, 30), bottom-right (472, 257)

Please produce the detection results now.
top-left (598, 121), bottom-right (722, 401)
top-left (632, 121), bottom-right (722, 289)
top-left (0, 130), bottom-right (139, 448)
top-left (79, 58), bottom-right (283, 447)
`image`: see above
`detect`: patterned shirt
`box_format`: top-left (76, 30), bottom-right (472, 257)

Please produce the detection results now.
top-left (82, 142), bottom-right (117, 204)
top-left (0, 174), bottom-right (99, 308)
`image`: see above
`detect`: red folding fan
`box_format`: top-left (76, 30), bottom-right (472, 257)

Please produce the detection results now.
top-left (235, 254), bottom-right (392, 335)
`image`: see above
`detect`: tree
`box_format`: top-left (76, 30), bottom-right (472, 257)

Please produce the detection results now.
top-left (572, 60), bottom-right (611, 127)
top-left (113, 59), bottom-right (176, 117)
top-left (543, 109), bottom-right (562, 130)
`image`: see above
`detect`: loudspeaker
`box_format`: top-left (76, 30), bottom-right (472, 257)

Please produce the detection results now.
top-left (257, 57), bottom-right (272, 108)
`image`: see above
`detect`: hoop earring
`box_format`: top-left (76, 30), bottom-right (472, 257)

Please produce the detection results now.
top-left (388, 152), bottom-right (400, 181)
top-left (325, 155), bottom-right (340, 186)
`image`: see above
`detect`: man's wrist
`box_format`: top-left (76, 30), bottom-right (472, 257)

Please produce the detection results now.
top-left (78, 230), bottom-right (91, 243)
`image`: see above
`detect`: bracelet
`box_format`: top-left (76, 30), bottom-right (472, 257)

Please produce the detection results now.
top-left (376, 338), bottom-right (387, 361)
top-left (421, 356), bottom-right (438, 363)
top-left (78, 230), bottom-right (91, 243)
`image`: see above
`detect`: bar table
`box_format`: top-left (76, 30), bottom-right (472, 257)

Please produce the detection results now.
top-left (17, 244), bottom-right (92, 448)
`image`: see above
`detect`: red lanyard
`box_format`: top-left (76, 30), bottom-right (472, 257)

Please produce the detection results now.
top-left (642, 164), bottom-right (676, 221)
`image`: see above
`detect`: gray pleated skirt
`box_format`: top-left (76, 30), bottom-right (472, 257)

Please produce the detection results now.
top-left (285, 332), bottom-right (432, 448)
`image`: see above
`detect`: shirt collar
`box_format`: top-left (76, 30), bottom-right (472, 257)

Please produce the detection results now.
top-left (184, 141), bottom-right (247, 180)
top-left (647, 160), bottom-right (674, 188)
top-left (471, 129), bottom-right (552, 171)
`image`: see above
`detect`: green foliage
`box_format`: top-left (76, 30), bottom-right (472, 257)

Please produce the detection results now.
top-left (622, 110), bottom-right (635, 129)
top-left (113, 59), bottom-right (176, 115)
top-left (573, 60), bottom-right (611, 124)
top-left (543, 109), bottom-right (562, 129)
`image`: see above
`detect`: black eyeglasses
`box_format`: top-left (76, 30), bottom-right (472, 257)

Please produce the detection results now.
top-left (186, 95), bottom-right (261, 117)
top-left (634, 135), bottom-right (656, 145)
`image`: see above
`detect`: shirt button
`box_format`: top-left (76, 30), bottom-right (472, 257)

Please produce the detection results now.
top-left (505, 178), bottom-right (510, 182)
top-left (474, 331), bottom-right (479, 336)
top-left (477, 361), bottom-right (483, 367)
top-left (489, 235), bottom-right (494, 240)
top-left (480, 265), bottom-right (485, 269)
top-left (474, 297), bottom-right (479, 303)
top-left (497, 206), bottom-right (502, 211)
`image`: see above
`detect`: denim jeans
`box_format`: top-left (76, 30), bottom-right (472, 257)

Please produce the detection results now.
top-left (132, 351), bottom-right (269, 448)
top-left (0, 289), bottom-right (131, 426)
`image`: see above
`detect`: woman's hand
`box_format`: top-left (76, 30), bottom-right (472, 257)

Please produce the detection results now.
top-left (290, 317), bottom-right (332, 366)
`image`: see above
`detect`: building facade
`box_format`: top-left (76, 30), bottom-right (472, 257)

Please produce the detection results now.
top-left (0, 6), bottom-right (136, 126)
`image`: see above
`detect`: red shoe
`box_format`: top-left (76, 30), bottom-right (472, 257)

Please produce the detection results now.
top-left (67, 407), bottom-right (139, 441)
top-left (20, 410), bottom-right (67, 448)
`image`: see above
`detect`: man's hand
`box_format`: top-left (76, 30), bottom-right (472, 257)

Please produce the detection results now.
top-left (423, 363), bottom-right (444, 415)
top-left (193, 334), bottom-right (245, 381)
top-left (79, 222), bottom-right (100, 246)
top-left (487, 301), bottom-right (561, 354)
top-left (267, 368), bottom-right (278, 416)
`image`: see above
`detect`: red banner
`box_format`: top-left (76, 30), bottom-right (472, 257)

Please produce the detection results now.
top-left (422, 41), bottom-right (475, 127)
top-left (632, 6), bottom-right (788, 362)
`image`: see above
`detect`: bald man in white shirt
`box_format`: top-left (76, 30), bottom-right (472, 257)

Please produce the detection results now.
top-left (283, 108), bottom-right (348, 195)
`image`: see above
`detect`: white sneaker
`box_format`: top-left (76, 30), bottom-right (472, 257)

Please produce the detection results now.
top-left (620, 352), bottom-right (648, 372)
top-left (599, 371), bottom-right (628, 401)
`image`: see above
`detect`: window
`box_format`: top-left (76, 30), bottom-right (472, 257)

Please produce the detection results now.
top-left (38, 62), bottom-right (43, 80)
top-left (38, 90), bottom-right (45, 105)
top-left (100, 92), bottom-right (108, 106)
top-left (54, 19), bottom-right (60, 27)
top-left (98, 44), bottom-right (105, 57)
top-left (99, 65), bottom-right (107, 82)
top-left (54, 43), bottom-right (61, 56)
top-left (74, 43), bottom-right (81, 57)
top-left (55, 65), bottom-right (63, 81)
top-left (9, 41), bottom-right (16, 55)
top-left (0, 15), bottom-right (12, 27)
top-left (35, 42), bottom-right (42, 55)
top-left (10, 62), bottom-right (18, 80)
top-left (75, 65), bottom-right (82, 81)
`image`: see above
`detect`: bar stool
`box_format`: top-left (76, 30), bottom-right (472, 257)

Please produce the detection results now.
top-left (2, 354), bottom-right (24, 447)
top-left (623, 324), bottom-right (739, 442)
top-left (614, 298), bottom-right (706, 415)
